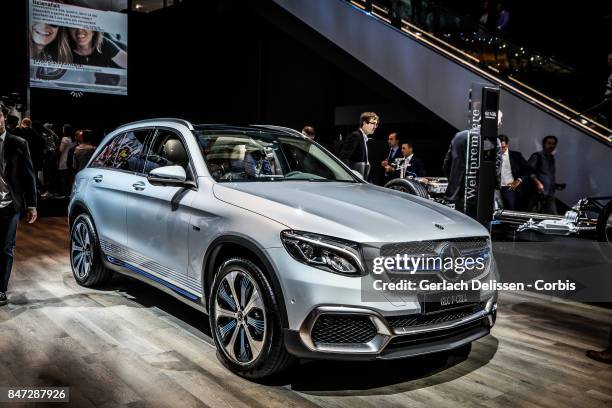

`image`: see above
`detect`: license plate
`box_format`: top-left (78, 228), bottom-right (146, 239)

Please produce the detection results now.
top-left (419, 290), bottom-right (480, 314)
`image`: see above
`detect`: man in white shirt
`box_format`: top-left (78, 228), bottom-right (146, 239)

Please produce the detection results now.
top-left (498, 134), bottom-right (531, 210)
top-left (389, 142), bottom-right (426, 179)
top-left (338, 112), bottom-right (379, 179)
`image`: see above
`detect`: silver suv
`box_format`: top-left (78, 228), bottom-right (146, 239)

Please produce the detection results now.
top-left (68, 119), bottom-right (498, 378)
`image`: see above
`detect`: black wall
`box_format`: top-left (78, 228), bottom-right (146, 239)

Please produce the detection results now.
top-left (8, 0), bottom-right (457, 175)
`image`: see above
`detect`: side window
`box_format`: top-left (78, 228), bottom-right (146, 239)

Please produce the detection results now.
top-left (90, 133), bottom-right (126, 168)
top-left (144, 129), bottom-right (192, 179)
top-left (111, 129), bottom-right (151, 172)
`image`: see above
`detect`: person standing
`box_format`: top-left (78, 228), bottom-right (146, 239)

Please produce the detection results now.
top-left (58, 124), bottom-right (77, 197)
top-left (381, 132), bottom-right (403, 182)
top-left (338, 112), bottom-right (379, 179)
top-left (528, 135), bottom-right (563, 214)
top-left (0, 103), bottom-right (38, 306)
top-left (443, 130), bottom-right (469, 211)
top-left (73, 130), bottom-right (97, 171)
top-left (13, 117), bottom-right (45, 187)
top-left (495, 1), bottom-right (510, 33)
top-left (388, 141), bottom-right (426, 179)
top-left (498, 134), bottom-right (531, 210)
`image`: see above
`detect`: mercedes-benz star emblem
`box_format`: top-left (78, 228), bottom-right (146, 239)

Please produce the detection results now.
top-left (437, 242), bottom-right (463, 281)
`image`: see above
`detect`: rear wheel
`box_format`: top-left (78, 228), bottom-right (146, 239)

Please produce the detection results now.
top-left (209, 257), bottom-right (294, 378)
top-left (70, 214), bottom-right (113, 287)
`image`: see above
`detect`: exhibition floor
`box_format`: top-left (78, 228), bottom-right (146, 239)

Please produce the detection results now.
top-left (1, 217), bottom-right (611, 407)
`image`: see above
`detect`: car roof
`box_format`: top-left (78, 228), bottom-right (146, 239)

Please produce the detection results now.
top-left (114, 119), bottom-right (304, 139)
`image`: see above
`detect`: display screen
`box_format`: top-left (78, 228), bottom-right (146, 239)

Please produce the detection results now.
top-left (28, 0), bottom-right (128, 95)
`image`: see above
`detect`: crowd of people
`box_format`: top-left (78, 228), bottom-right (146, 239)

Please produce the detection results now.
top-left (336, 111), bottom-right (565, 215)
top-left (4, 113), bottom-right (98, 199)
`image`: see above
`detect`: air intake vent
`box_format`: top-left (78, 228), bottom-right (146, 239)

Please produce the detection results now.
top-left (311, 315), bottom-right (377, 344)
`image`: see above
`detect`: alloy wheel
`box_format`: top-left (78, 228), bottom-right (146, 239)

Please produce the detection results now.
top-left (214, 270), bottom-right (267, 365)
top-left (71, 221), bottom-right (93, 280)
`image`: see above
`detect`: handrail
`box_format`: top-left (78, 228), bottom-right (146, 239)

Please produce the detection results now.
top-left (345, 0), bottom-right (612, 145)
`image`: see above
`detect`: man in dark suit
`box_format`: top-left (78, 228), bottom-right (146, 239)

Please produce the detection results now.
top-left (381, 132), bottom-right (403, 182)
top-left (443, 130), bottom-right (469, 211)
top-left (0, 103), bottom-right (38, 306)
top-left (498, 134), bottom-right (532, 210)
top-left (338, 112), bottom-right (379, 179)
top-left (389, 142), bottom-right (426, 179)
top-left (527, 135), bottom-right (563, 214)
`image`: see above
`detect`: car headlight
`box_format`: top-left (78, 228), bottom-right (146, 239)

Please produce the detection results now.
top-left (281, 230), bottom-right (365, 276)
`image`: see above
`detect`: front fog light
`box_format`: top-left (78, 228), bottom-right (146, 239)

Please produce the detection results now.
top-left (281, 230), bottom-right (364, 276)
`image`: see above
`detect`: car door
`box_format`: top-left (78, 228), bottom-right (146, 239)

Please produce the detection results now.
top-left (87, 132), bottom-right (130, 249)
top-left (125, 127), bottom-right (198, 295)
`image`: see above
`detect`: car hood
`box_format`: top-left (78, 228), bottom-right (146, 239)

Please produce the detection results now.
top-left (212, 181), bottom-right (489, 243)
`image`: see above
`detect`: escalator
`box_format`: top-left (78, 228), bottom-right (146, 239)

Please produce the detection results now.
top-left (270, 0), bottom-right (612, 205)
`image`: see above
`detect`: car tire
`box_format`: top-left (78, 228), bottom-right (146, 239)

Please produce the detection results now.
top-left (385, 178), bottom-right (430, 199)
top-left (70, 214), bottom-right (113, 287)
top-left (209, 257), bottom-right (295, 379)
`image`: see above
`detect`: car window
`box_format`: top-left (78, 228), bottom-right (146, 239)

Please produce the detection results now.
top-left (144, 129), bottom-right (193, 178)
top-left (112, 130), bottom-right (151, 172)
top-left (90, 133), bottom-right (126, 168)
top-left (195, 131), bottom-right (356, 183)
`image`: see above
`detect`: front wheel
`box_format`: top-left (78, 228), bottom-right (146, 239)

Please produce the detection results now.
top-left (209, 257), bottom-right (294, 378)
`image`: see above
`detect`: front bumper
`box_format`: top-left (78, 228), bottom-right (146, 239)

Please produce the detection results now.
top-left (284, 295), bottom-right (497, 361)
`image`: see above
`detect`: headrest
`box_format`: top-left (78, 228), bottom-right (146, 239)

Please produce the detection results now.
top-left (163, 139), bottom-right (188, 167)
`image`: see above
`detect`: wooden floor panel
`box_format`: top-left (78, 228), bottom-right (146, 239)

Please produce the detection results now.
top-left (0, 217), bottom-right (611, 407)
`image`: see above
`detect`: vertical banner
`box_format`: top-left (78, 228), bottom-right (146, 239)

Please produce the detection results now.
top-left (28, 0), bottom-right (128, 95)
top-left (465, 83), bottom-right (500, 226)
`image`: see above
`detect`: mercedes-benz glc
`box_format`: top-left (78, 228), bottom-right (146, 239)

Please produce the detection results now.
top-left (68, 119), bottom-right (498, 378)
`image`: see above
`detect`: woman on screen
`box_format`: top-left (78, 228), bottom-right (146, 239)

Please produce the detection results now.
top-left (29, 23), bottom-right (71, 63)
top-left (62, 28), bottom-right (128, 69)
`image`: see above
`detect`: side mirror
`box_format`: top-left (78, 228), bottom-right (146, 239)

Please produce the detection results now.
top-left (148, 165), bottom-right (190, 186)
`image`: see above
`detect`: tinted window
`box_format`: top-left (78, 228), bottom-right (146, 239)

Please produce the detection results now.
top-left (194, 131), bottom-right (356, 183)
top-left (112, 130), bottom-right (151, 172)
top-left (144, 129), bottom-right (192, 178)
top-left (90, 133), bottom-right (125, 168)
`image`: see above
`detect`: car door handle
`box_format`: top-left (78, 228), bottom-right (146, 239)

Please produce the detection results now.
top-left (93, 175), bottom-right (103, 183)
top-left (132, 181), bottom-right (146, 191)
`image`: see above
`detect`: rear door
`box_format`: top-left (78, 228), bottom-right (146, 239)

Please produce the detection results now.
top-left (87, 133), bottom-right (131, 250)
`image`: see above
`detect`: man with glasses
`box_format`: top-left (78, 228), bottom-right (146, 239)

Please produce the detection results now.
top-left (339, 112), bottom-right (379, 179)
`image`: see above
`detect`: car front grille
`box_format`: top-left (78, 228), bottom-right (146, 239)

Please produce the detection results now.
top-left (311, 315), bottom-right (378, 345)
top-left (386, 305), bottom-right (483, 331)
top-left (380, 237), bottom-right (489, 258)
top-left (379, 237), bottom-right (490, 282)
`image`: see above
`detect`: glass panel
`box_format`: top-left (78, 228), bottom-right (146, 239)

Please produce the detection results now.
top-left (112, 130), bottom-right (150, 172)
top-left (195, 131), bottom-right (357, 183)
top-left (90, 133), bottom-right (125, 168)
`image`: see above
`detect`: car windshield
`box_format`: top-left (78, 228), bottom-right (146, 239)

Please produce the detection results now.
top-left (194, 130), bottom-right (357, 183)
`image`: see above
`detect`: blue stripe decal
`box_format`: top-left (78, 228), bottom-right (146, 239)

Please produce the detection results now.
top-left (106, 256), bottom-right (200, 301)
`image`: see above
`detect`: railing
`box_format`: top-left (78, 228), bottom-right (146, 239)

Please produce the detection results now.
top-left (347, 0), bottom-right (612, 145)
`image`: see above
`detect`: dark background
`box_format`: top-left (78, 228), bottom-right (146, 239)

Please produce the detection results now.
top-left (2, 0), bottom-right (610, 177)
